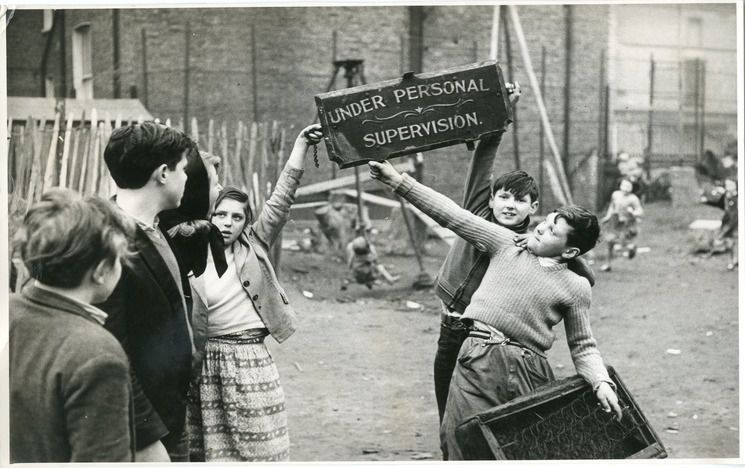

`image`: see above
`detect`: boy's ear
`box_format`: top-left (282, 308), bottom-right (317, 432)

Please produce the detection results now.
top-left (529, 200), bottom-right (539, 215)
top-left (90, 259), bottom-right (110, 285)
top-left (561, 247), bottom-right (580, 260)
top-left (488, 196), bottom-right (494, 209)
top-left (152, 164), bottom-right (169, 185)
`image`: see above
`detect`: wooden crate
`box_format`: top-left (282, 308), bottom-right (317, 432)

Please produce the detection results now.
top-left (454, 367), bottom-right (666, 460)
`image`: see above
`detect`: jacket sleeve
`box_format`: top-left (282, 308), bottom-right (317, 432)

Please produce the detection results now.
top-left (393, 174), bottom-right (513, 254)
top-left (99, 274), bottom-right (170, 449)
top-left (250, 164), bottom-right (304, 250)
top-left (65, 350), bottom-right (133, 462)
top-left (462, 131), bottom-right (504, 210)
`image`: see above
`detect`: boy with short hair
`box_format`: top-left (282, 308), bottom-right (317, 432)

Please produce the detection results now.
top-left (433, 132), bottom-right (596, 424)
top-left (96, 121), bottom-right (196, 462)
top-left (369, 161), bottom-right (620, 460)
top-left (10, 189), bottom-right (135, 462)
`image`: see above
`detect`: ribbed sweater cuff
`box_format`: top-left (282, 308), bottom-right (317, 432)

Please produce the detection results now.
top-left (393, 173), bottom-right (415, 197)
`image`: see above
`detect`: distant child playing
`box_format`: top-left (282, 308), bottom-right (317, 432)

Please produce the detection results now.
top-left (345, 235), bottom-right (400, 289)
top-left (600, 178), bottom-right (643, 272)
top-left (369, 160), bottom-right (621, 460)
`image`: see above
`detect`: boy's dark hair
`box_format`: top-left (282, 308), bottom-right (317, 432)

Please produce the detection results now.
top-left (13, 188), bottom-right (135, 288)
top-left (554, 205), bottom-right (600, 255)
top-left (104, 121), bottom-right (193, 189)
top-left (213, 186), bottom-right (253, 225)
top-left (491, 170), bottom-right (539, 202)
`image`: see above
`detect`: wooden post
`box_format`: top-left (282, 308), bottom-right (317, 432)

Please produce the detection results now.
top-left (59, 112), bottom-right (74, 188)
top-left (235, 120), bottom-right (244, 187)
top-left (208, 119), bottom-right (214, 155)
top-left (490, 5), bottom-right (500, 60)
top-left (191, 117), bottom-right (199, 142)
top-left (77, 126), bottom-right (90, 193)
top-left (595, 49), bottom-right (606, 212)
top-left (42, 113), bottom-right (61, 193)
top-left (69, 124), bottom-right (81, 190)
top-left (508, 5), bottom-right (571, 204)
top-left (246, 122), bottom-right (258, 193)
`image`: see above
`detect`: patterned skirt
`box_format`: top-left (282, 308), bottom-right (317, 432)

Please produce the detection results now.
top-left (187, 328), bottom-right (290, 462)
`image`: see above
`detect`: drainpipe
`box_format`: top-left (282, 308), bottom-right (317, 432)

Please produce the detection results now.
top-left (563, 5), bottom-right (573, 191)
top-left (112, 9), bottom-right (121, 98)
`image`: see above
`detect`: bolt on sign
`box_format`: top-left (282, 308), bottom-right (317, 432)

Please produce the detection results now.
top-left (315, 61), bottom-right (512, 168)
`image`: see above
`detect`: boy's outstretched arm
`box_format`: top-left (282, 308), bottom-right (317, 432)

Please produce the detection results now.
top-left (369, 160), bottom-right (513, 253)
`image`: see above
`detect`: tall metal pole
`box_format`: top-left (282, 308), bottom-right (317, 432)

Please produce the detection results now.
top-left (141, 28), bottom-right (149, 108)
top-left (596, 48), bottom-right (606, 211)
top-left (563, 5), bottom-right (573, 191)
top-left (502, 13), bottom-right (520, 170)
top-left (645, 54), bottom-right (655, 180)
top-left (251, 24), bottom-right (259, 123)
top-left (698, 59), bottom-right (706, 159)
top-left (183, 21), bottom-right (191, 132)
top-left (539, 46), bottom-right (546, 214)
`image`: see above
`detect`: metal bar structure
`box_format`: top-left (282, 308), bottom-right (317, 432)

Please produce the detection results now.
top-left (251, 24), bottom-right (259, 123)
top-left (501, 12), bottom-right (520, 170)
top-left (141, 28), bottom-right (149, 107)
top-left (183, 21), bottom-right (191, 133)
top-left (539, 46), bottom-right (546, 214)
top-left (563, 5), bottom-right (573, 190)
top-left (698, 59), bottom-right (706, 159)
top-left (595, 48), bottom-right (606, 211)
top-left (645, 54), bottom-right (655, 180)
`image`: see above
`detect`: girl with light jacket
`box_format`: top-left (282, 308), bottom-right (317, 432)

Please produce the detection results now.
top-left (186, 124), bottom-right (322, 462)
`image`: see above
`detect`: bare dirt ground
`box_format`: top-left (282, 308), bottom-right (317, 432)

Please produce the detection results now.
top-left (266, 200), bottom-right (739, 461)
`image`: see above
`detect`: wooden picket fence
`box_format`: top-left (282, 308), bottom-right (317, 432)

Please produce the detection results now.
top-left (7, 114), bottom-right (292, 230)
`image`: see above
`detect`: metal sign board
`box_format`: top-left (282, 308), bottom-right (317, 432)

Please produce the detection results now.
top-left (315, 61), bottom-right (512, 168)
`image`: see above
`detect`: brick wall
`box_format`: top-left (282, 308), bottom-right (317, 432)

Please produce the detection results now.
top-left (7, 6), bottom-right (609, 209)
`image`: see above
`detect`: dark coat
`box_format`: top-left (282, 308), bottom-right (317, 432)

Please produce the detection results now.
top-left (10, 284), bottom-right (134, 462)
top-left (96, 224), bottom-right (193, 451)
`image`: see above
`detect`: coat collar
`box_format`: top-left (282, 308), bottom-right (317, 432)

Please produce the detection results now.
top-left (22, 282), bottom-right (106, 325)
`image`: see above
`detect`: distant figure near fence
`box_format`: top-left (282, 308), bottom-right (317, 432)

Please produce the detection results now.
top-left (600, 179), bottom-right (644, 272)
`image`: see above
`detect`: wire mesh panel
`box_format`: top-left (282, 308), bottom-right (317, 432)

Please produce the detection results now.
top-left (454, 367), bottom-right (666, 460)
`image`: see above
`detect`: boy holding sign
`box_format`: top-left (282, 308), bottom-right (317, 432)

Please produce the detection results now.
top-left (369, 161), bottom-right (620, 460)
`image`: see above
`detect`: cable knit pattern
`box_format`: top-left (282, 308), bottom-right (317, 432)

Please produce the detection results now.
top-left (394, 174), bottom-right (610, 388)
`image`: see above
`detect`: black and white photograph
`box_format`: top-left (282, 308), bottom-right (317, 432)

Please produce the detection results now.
top-left (1, 0), bottom-right (742, 464)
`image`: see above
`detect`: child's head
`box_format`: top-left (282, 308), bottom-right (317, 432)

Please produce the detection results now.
top-left (351, 236), bottom-right (370, 255)
top-left (212, 187), bottom-right (252, 246)
top-left (526, 205), bottom-right (599, 260)
top-left (13, 189), bottom-right (135, 301)
top-left (329, 191), bottom-right (346, 210)
top-left (104, 122), bottom-right (192, 208)
top-left (489, 170), bottom-right (539, 227)
top-left (619, 178), bottom-right (633, 194)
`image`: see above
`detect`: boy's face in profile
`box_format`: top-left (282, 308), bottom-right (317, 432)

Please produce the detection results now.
top-left (526, 212), bottom-right (576, 258)
top-left (489, 188), bottom-right (538, 227)
top-left (163, 151), bottom-right (190, 210)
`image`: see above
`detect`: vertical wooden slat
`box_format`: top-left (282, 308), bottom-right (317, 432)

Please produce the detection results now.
top-left (26, 120), bottom-right (44, 208)
top-left (191, 117), bottom-right (199, 143)
top-left (77, 128), bottom-right (91, 193)
top-left (59, 112), bottom-right (74, 189)
top-left (68, 125), bottom-right (81, 190)
top-left (42, 112), bottom-right (61, 192)
top-left (246, 122), bottom-right (258, 194)
top-left (235, 120), bottom-right (244, 189)
top-left (220, 122), bottom-right (229, 186)
top-left (208, 119), bottom-right (214, 154)
top-left (88, 122), bottom-right (102, 196)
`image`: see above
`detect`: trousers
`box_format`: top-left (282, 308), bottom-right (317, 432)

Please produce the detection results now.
top-left (440, 335), bottom-right (555, 460)
top-left (433, 309), bottom-right (469, 423)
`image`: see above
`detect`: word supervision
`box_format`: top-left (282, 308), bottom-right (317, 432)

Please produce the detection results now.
top-left (363, 112), bottom-right (480, 147)
top-left (327, 78), bottom-right (490, 125)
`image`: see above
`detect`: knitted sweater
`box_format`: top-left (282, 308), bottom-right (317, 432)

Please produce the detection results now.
top-left (394, 174), bottom-right (611, 388)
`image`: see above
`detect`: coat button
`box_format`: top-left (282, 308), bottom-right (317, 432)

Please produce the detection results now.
top-left (243, 280), bottom-right (250, 287)
top-left (253, 294), bottom-right (259, 301)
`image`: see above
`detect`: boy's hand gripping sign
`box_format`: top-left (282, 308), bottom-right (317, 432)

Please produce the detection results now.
top-left (315, 61), bottom-right (513, 168)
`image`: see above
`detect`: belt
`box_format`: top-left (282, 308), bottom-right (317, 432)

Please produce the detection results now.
top-left (440, 309), bottom-right (467, 329)
top-left (468, 322), bottom-right (530, 351)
